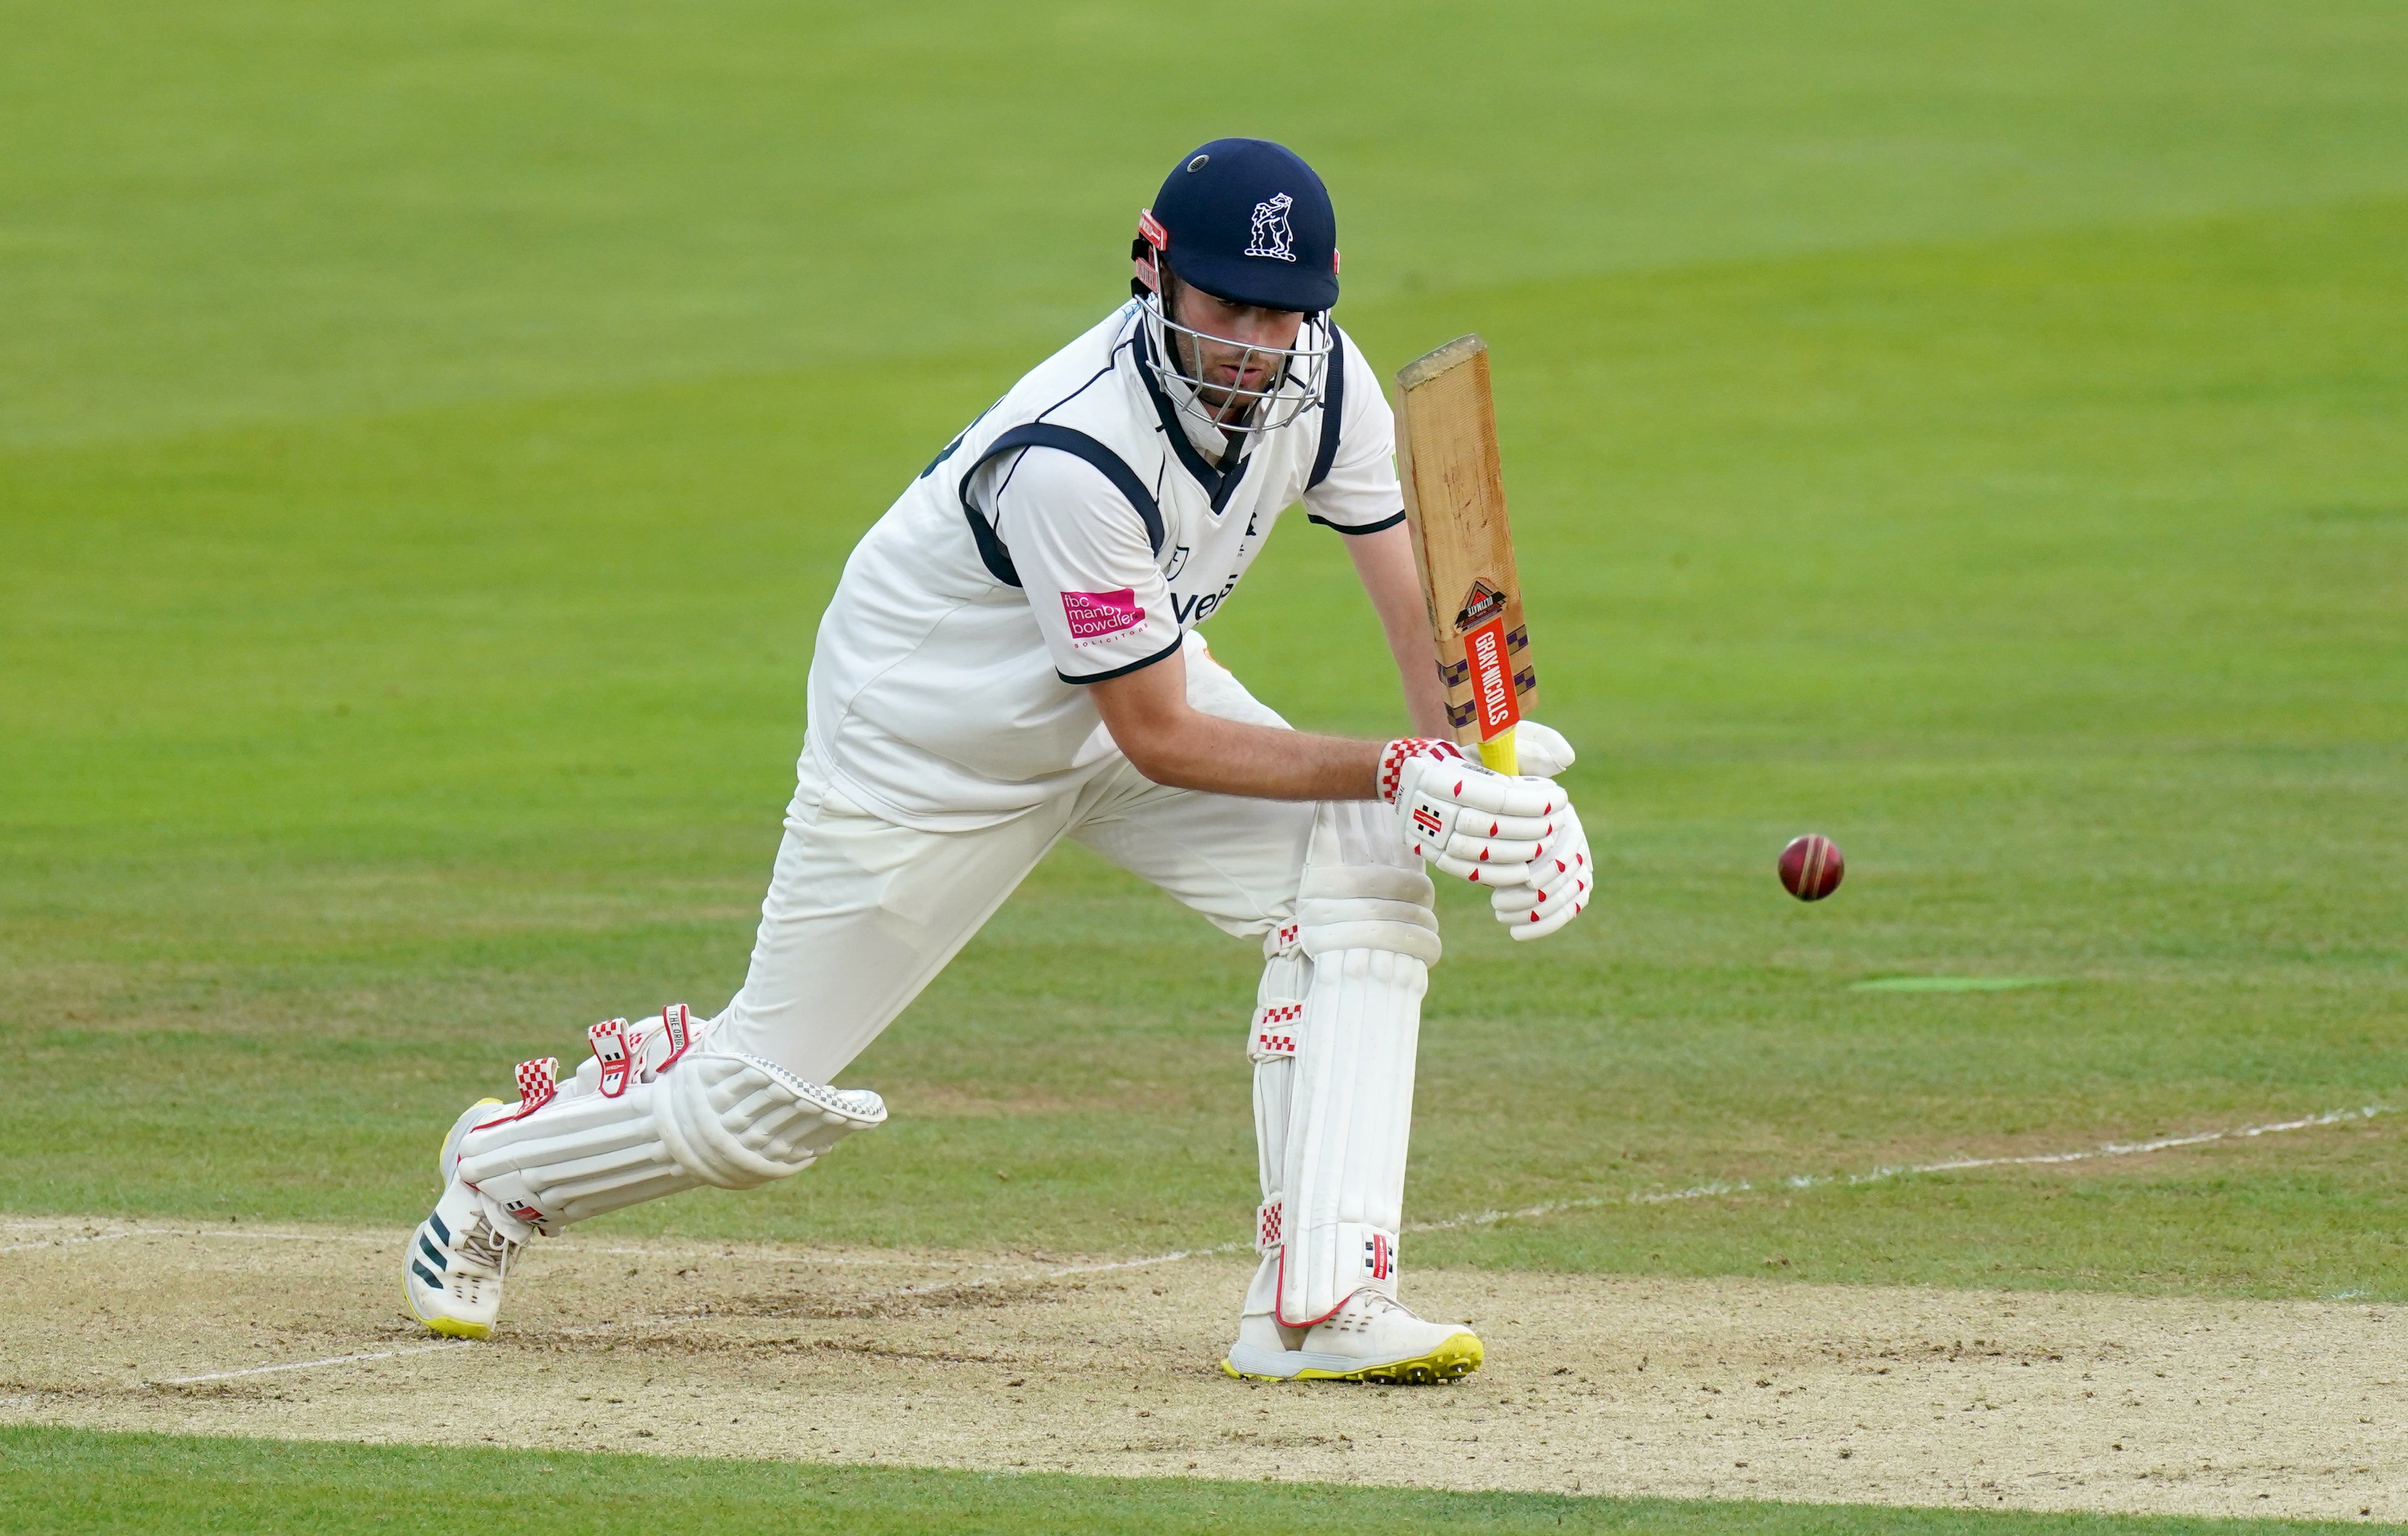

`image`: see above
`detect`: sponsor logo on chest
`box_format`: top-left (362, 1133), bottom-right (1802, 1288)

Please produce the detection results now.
top-left (1165, 508), bottom-right (1273, 628)
top-left (1171, 574), bottom-right (1241, 627)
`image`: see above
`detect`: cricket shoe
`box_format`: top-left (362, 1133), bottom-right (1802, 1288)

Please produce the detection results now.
top-left (1222, 1291), bottom-right (1482, 1383)
top-left (402, 1099), bottom-right (521, 1340)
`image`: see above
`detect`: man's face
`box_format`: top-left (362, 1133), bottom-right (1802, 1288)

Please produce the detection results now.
top-left (1139, 254), bottom-right (1305, 425)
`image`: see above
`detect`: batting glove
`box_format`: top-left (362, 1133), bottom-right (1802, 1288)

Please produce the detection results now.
top-left (1377, 733), bottom-right (1561, 868)
top-left (1485, 809), bottom-right (1592, 939)
top-left (1511, 719), bottom-right (1577, 778)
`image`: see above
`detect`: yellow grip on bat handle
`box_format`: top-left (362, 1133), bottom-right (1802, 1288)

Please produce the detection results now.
top-left (1478, 725), bottom-right (1519, 776)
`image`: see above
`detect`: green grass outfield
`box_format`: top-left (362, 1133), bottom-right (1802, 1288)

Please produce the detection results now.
top-left (3, 0), bottom-right (2406, 1527)
top-left (1, 1428), bottom-right (2396, 1536)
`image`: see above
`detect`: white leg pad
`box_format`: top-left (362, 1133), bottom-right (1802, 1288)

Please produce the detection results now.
top-left (455, 1050), bottom-right (885, 1235)
top-left (658, 1052), bottom-right (886, 1188)
top-left (1252, 801), bottom-right (1437, 1329)
top-left (1248, 922), bottom-right (1310, 1258)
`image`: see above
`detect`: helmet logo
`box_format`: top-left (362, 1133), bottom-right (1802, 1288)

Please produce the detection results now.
top-left (1244, 193), bottom-right (1297, 262)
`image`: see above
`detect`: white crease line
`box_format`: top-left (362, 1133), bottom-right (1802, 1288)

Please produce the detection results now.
top-left (1044, 1245), bottom-right (1250, 1277)
top-left (556, 1242), bottom-right (1262, 1335)
top-left (4, 1227), bottom-right (981, 1267)
top-left (889, 1243), bottom-right (1253, 1299)
top-left (195, 1231), bottom-right (392, 1245)
top-left (575, 1244), bottom-right (987, 1269)
top-left (153, 1340), bottom-right (473, 1386)
top-left (3, 1220), bottom-right (386, 1239)
top-left (0, 1232), bottom-right (135, 1255)
top-left (1408, 1105), bottom-right (2390, 1235)
top-left (556, 1241), bottom-right (1273, 1338)
top-left (2, 1227), bottom-right (390, 1254)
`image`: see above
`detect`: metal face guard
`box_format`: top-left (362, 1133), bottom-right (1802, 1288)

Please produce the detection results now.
top-left (1141, 294), bottom-right (1331, 436)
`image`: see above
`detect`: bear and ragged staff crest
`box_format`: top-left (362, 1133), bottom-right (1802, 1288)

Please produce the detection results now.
top-left (1244, 192), bottom-right (1297, 262)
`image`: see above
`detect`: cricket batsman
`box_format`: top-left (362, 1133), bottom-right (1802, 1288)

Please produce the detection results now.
top-left (404, 139), bottom-right (1593, 1384)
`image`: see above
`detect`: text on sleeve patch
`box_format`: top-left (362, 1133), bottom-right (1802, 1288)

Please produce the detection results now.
top-left (1062, 588), bottom-right (1146, 646)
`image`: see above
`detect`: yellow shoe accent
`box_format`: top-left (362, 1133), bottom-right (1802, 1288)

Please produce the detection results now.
top-left (1293, 1330), bottom-right (1483, 1384)
top-left (1221, 1331), bottom-right (1483, 1384)
top-left (403, 1277), bottom-right (493, 1340)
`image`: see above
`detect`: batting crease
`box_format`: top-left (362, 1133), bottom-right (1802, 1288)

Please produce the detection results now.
top-left (0, 1232), bottom-right (135, 1255)
top-left (1, 1227), bottom-right (394, 1254)
top-left (1405, 1104), bottom-right (2389, 1235)
top-left (154, 1341), bottom-right (474, 1386)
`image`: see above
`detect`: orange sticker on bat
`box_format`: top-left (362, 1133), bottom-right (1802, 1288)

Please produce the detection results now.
top-left (1463, 616), bottom-right (1520, 742)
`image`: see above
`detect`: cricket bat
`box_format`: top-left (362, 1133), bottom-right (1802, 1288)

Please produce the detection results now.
top-left (1393, 334), bottom-right (1537, 775)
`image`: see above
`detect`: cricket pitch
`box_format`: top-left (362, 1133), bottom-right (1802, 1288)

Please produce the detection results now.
top-left (3, 1218), bottom-right (2401, 1521)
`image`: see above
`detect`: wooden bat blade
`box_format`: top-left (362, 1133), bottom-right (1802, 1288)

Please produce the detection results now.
top-left (1394, 334), bottom-right (1535, 773)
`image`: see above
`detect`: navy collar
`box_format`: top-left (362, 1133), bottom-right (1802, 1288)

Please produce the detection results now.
top-left (1134, 326), bottom-right (1253, 515)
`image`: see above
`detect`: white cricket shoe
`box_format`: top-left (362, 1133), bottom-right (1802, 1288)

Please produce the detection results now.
top-left (1222, 1290), bottom-right (1483, 1383)
top-left (402, 1099), bottom-right (521, 1340)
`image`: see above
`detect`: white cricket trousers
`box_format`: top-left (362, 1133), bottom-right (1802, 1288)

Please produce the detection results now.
top-left (709, 639), bottom-right (1322, 1083)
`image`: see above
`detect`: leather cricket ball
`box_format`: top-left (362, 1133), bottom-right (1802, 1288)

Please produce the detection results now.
top-left (1778, 834), bottom-right (1845, 902)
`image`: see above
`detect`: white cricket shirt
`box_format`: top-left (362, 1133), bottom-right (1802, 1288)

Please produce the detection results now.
top-left (805, 300), bottom-right (1404, 828)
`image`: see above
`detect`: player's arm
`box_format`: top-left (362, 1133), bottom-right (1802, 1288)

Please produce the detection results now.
top-left (1344, 522), bottom-right (1454, 738)
top-left (1089, 654), bottom-right (1380, 800)
top-left (994, 447), bottom-right (1379, 800)
top-left (1087, 611), bottom-right (1590, 937)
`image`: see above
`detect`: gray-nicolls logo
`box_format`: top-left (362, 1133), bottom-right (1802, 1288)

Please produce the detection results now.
top-left (1244, 192), bottom-right (1297, 262)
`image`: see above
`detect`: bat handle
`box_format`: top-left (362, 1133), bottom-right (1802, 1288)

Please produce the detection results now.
top-left (1477, 726), bottom-right (1519, 776)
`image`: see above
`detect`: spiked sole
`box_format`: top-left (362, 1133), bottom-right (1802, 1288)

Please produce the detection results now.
top-left (1221, 1330), bottom-right (1483, 1384)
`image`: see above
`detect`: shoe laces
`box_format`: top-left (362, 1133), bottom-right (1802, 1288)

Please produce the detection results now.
top-left (1344, 1290), bottom-right (1415, 1325)
top-left (454, 1214), bottom-right (520, 1280)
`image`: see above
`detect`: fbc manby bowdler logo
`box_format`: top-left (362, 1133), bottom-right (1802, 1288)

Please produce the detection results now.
top-left (1245, 192), bottom-right (1297, 262)
top-left (1062, 588), bottom-right (1144, 645)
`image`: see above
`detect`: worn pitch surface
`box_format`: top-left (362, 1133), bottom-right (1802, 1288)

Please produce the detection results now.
top-left (3, 1219), bottom-right (2400, 1522)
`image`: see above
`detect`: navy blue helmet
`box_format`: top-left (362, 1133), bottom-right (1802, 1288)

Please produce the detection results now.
top-left (1140, 138), bottom-right (1339, 314)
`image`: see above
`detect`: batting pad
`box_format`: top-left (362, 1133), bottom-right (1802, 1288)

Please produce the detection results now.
top-left (1253, 800), bottom-right (1437, 1328)
top-left (454, 1052), bottom-right (884, 1236)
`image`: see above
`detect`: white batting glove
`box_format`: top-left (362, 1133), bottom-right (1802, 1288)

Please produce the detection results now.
top-left (1379, 739), bottom-right (1564, 884)
top-left (1481, 721), bottom-right (1587, 936)
top-left (1486, 810), bottom-right (1592, 939)
top-left (1512, 720), bottom-right (1577, 779)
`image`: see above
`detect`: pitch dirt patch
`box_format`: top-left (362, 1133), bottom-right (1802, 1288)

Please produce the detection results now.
top-left (2, 1217), bottom-right (2402, 1521)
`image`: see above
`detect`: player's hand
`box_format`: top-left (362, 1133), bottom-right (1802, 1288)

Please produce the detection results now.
top-left (1513, 720), bottom-right (1576, 778)
top-left (1378, 737), bottom-right (1563, 876)
top-left (1486, 809), bottom-right (1592, 939)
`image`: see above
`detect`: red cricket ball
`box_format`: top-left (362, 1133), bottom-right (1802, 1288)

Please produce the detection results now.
top-left (1779, 834), bottom-right (1845, 902)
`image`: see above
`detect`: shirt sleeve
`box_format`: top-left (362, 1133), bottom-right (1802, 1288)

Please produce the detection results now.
top-left (975, 445), bottom-right (1183, 684)
top-left (1301, 327), bottom-right (1408, 536)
